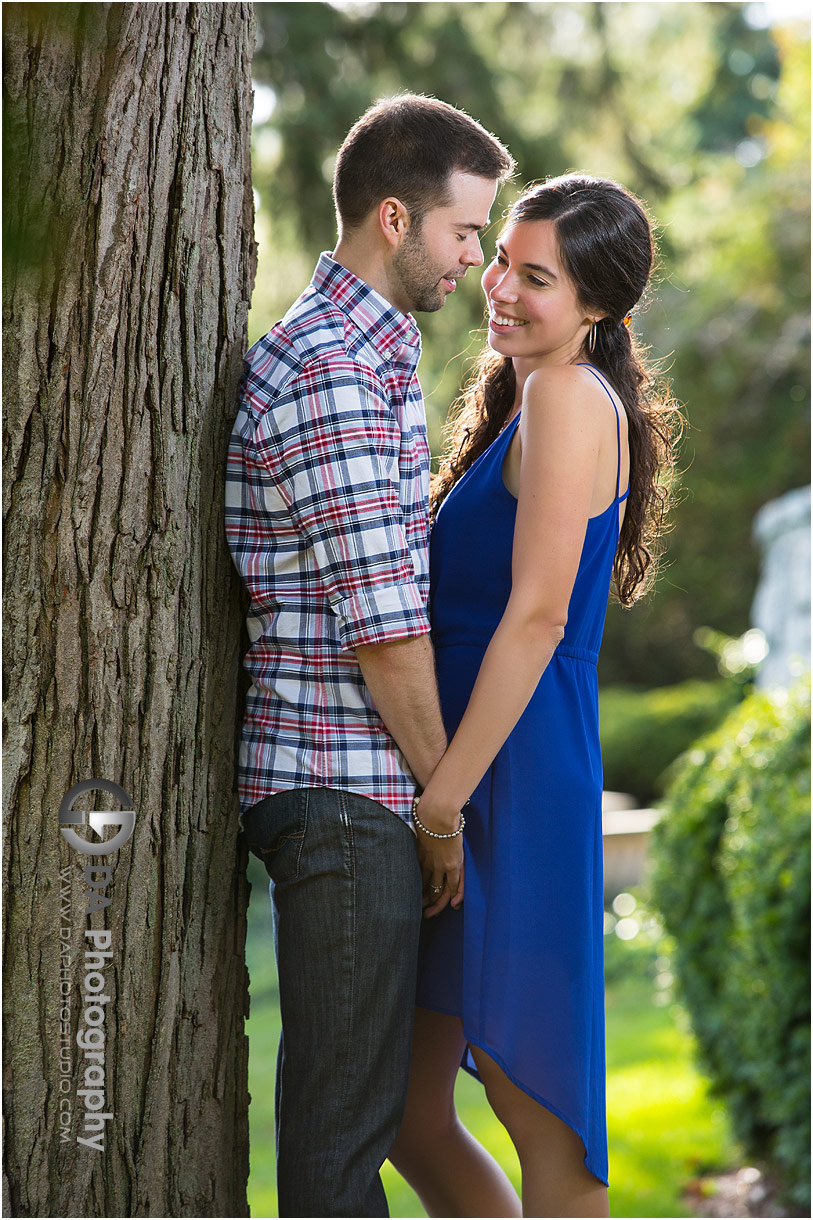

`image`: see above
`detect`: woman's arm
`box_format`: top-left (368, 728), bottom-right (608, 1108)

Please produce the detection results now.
top-left (417, 365), bottom-right (604, 913)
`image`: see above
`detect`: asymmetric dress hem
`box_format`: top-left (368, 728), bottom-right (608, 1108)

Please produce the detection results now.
top-left (417, 999), bottom-right (608, 1186)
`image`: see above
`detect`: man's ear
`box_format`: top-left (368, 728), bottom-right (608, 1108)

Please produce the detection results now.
top-left (378, 197), bottom-right (411, 249)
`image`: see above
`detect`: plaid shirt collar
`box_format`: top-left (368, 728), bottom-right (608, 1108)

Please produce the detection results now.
top-left (312, 252), bottom-right (422, 366)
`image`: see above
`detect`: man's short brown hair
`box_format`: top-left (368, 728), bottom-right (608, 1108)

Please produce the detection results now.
top-left (333, 94), bottom-right (514, 231)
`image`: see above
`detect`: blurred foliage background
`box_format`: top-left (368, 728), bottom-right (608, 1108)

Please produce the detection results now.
top-left (248, 0), bottom-right (810, 691)
top-left (653, 679), bottom-right (811, 1210)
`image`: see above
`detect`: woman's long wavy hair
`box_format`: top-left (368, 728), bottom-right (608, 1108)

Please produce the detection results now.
top-left (431, 175), bottom-right (681, 606)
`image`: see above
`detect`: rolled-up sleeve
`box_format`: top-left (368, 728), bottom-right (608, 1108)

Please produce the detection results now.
top-left (254, 354), bottom-right (431, 650)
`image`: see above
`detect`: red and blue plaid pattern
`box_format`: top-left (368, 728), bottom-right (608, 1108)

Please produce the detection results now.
top-left (225, 254), bottom-right (431, 823)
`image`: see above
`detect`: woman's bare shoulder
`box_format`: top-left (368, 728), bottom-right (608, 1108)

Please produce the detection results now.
top-left (522, 364), bottom-right (615, 424)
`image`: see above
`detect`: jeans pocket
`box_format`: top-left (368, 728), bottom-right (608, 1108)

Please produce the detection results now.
top-left (243, 790), bottom-right (308, 883)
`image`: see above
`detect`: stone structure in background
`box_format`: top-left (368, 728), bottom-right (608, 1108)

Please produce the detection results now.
top-left (751, 485), bottom-right (811, 690)
top-left (601, 792), bottom-right (661, 901)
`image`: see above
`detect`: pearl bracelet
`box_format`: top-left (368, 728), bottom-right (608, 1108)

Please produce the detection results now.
top-left (411, 795), bottom-right (468, 839)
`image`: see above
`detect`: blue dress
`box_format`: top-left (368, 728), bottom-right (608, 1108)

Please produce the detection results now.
top-left (416, 364), bottom-right (627, 1187)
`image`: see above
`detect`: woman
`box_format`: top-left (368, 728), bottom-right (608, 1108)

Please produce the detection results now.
top-left (389, 175), bottom-right (679, 1217)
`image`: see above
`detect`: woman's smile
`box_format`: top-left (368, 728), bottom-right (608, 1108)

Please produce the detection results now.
top-left (488, 309), bottom-right (529, 333)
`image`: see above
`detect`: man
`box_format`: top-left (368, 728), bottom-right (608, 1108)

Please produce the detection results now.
top-left (226, 94), bottom-right (513, 1217)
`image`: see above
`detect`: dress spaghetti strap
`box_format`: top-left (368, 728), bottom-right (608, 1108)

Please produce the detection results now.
top-left (577, 362), bottom-right (629, 503)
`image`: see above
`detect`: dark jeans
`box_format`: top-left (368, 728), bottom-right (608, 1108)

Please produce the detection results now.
top-left (242, 787), bottom-right (423, 1218)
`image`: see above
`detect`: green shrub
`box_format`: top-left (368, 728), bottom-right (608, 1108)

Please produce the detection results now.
top-left (651, 682), bottom-right (811, 1211)
top-left (599, 680), bottom-right (740, 804)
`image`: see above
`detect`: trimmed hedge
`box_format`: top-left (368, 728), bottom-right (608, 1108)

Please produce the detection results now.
top-left (599, 680), bottom-right (739, 804)
top-left (651, 682), bottom-right (811, 1211)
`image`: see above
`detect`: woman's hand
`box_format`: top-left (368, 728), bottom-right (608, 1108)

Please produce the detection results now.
top-left (413, 794), bottom-right (466, 918)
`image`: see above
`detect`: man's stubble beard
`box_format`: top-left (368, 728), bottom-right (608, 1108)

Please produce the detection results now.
top-left (392, 225), bottom-right (447, 314)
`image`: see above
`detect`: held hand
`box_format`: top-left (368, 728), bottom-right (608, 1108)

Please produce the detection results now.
top-left (413, 793), bottom-right (467, 918)
top-left (418, 834), bottom-right (465, 917)
top-left (424, 854), bottom-right (465, 919)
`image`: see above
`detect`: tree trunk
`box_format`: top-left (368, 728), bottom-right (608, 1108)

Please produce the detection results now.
top-left (2, 3), bottom-right (256, 1215)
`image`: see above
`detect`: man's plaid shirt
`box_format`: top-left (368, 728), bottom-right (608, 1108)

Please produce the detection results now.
top-left (225, 253), bottom-right (431, 824)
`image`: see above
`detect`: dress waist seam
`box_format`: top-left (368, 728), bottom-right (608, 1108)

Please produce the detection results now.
top-left (433, 639), bottom-right (598, 666)
top-left (555, 644), bottom-right (599, 666)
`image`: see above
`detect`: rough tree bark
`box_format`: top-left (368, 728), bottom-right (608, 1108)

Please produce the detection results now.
top-left (3, 4), bottom-right (256, 1215)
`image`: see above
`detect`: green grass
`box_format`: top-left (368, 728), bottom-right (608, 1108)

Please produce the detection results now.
top-left (245, 859), bottom-right (736, 1218)
top-left (605, 982), bottom-right (733, 1217)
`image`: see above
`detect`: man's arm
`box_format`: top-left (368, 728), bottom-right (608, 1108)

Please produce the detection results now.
top-left (256, 355), bottom-right (446, 783)
top-left (354, 634), bottom-right (447, 789)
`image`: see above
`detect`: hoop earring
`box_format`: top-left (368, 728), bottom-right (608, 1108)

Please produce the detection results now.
top-left (588, 320), bottom-right (597, 354)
